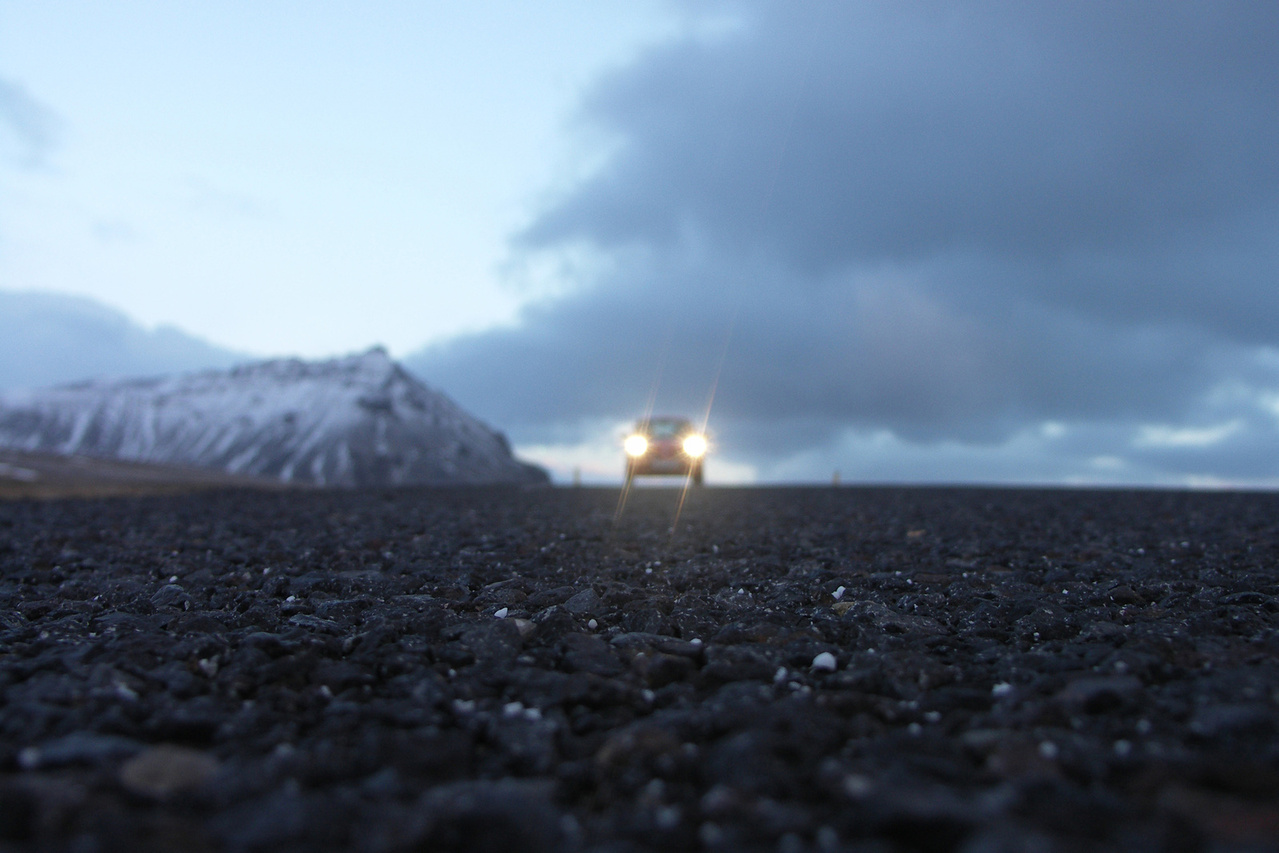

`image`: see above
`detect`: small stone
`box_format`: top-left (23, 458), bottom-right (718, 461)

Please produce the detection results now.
top-left (19, 732), bottom-right (142, 769)
top-left (150, 584), bottom-right (191, 610)
top-left (494, 607), bottom-right (509, 619)
top-left (655, 805), bottom-right (681, 829)
top-left (992, 682), bottom-right (1014, 697)
top-left (1054, 675), bottom-right (1143, 714)
top-left (588, 618), bottom-right (598, 630)
top-left (832, 586), bottom-right (846, 601)
top-left (565, 588), bottom-right (600, 615)
top-left (842, 774), bottom-right (872, 798)
top-left (1038, 741), bottom-right (1059, 760)
top-left (633, 651), bottom-right (696, 687)
top-left (699, 822), bottom-right (725, 846)
top-left (811, 652), bottom-right (838, 672)
top-left (120, 745), bottom-right (219, 799)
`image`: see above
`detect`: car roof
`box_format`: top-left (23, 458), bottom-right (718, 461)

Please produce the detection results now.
top-left (637, 416), bottom-right (693, 429)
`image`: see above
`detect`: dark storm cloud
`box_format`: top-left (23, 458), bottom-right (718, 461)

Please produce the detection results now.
top-left (411, 1), bottom-right (1279, 480)
top-left (416, 251), bottom-right (1238, 445)
top-left (0, 78), bottom-right (60, 168)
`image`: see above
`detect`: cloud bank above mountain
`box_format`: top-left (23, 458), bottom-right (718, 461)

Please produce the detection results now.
top-left (409, 0), bottom-right (1279, 484)
top-left (0, 290), bottom-right (246, 391)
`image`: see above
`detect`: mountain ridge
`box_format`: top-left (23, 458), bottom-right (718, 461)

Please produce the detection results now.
top-left (0, 348), bottom-right (547, 487)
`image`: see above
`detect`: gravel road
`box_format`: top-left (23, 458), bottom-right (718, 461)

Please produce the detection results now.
top-left (2, 486), bottom-right (1278, 852)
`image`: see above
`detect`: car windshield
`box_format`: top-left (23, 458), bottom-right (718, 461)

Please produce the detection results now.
top-left (646, 420), bottom-right (686, 439)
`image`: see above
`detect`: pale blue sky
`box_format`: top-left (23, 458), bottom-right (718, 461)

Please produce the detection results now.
top-left (0, 1), bottom-right (686, 356)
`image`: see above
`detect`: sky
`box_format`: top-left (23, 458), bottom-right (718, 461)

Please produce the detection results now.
top-left (4, 2), bottom-right (1279, 487)
top-left (0, 0), bottom-right (682, 354)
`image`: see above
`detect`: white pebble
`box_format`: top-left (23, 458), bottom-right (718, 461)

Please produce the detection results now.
top-left (991, 682), bottom-right (1014, 697)
top-left (645, 567), bottom-right (653, 574)
top-left (494, 607), bottom-right (508, 619)
top-left (773, 666), bottom-right (789, 684)
top-left (503, 701), bottom-right (524, 718)
top-left (690, 638), bottom-right (703, 645)
top-left (811, 652), bottom-right (838, 672)
top-left (832, 585), bottom-right (846, 601)
top-left (588, 618), bottom-right (598, 630)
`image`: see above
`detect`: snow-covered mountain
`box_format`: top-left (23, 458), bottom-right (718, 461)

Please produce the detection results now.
top-left (0, 348), bottom-right (548, 487)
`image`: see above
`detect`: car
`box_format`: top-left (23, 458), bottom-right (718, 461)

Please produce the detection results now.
top-left (623, 416), bottom-right (708, 486)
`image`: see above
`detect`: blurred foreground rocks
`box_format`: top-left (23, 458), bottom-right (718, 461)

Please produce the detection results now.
top-left (2, 486), bottom-right (1278, 851)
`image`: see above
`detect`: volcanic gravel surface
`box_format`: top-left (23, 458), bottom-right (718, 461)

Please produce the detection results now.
top-left (2, 486), bottom-right (1279, 852)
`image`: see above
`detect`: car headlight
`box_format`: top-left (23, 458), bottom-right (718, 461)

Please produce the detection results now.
top-left (624, 434), bottom-right (649, 457)
top-left (682, 434), bottom-right (708, 458)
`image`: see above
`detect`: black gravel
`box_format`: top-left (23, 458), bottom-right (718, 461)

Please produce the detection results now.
top-left (2, 486), bottom-right (1279, 852)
